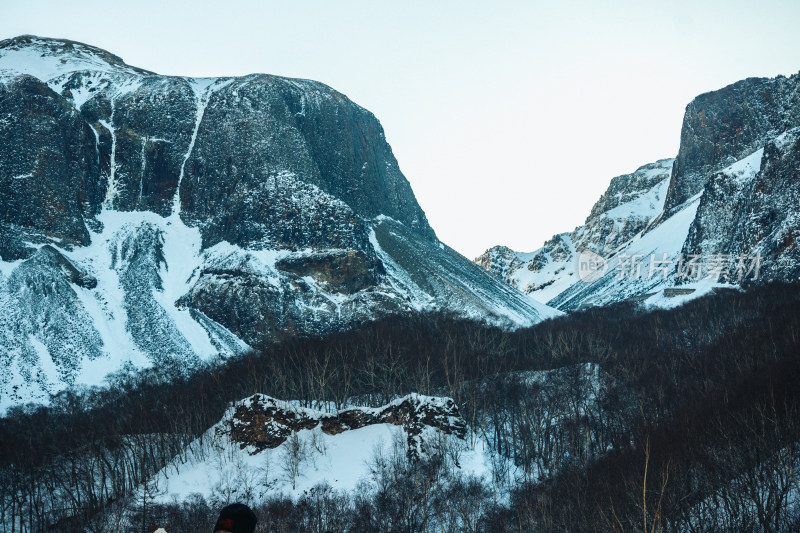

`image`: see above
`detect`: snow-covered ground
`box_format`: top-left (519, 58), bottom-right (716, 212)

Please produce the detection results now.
top-left (149, 394), bottom-right (493, 503)
top-left (153, 422), bottom-right (490, 502)
top-left (146, 364), bottom-right (605, 506)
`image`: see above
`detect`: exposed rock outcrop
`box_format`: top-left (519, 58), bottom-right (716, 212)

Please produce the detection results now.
top-left (225, 393), bottom-right (467, 461)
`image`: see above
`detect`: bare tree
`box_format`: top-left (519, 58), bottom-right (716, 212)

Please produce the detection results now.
top-left (282, 433), bottom-right (307, 491)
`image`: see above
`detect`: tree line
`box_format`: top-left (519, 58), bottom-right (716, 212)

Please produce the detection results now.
top-left (1, 282), bottom-right (800, 531)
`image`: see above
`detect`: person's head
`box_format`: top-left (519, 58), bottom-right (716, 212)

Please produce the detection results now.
top-left (213, 503), bottom-right (257, 533)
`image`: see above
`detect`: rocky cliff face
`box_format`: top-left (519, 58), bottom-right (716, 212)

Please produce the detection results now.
top-left (0, 74), bottom-right (103, 251)
top-left (0, 36), bottom-right (432, 255)
top-left (665, 74), bottom-right (800, 214)
top-left (226, 393), bottom-right (467, 460)
top-left (682, 127), bottom-right (800, 282)
top-left (0, 36), bottom-right (558, 409)
top-left (477, 71), bottom-right (800, 311)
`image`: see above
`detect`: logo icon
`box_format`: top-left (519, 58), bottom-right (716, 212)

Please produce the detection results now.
top-left (577, 250), bottom-right (608, 282)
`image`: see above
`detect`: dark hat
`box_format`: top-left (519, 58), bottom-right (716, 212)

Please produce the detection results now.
top-left (213, 503), bottom-right (257, 533)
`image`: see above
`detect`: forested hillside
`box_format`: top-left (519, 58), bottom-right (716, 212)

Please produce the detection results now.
top-left (2, 282), bottom-right (800, 531)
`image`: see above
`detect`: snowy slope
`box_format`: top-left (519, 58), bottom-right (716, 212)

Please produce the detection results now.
top-left (149, 394), bottom-right (491, 502)
top-left (476, 159), bottom-right (676, 307)
top-left (477, 160), bottom-right (739, 312)
top-left (0, 35), bottom-right (146, 89)
top-left (548, 193), bottom-right (715, 310)
top-left (0, 209), bottom-right (557, 411)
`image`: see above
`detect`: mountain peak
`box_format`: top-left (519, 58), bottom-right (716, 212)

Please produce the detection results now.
top-left (0, 35), bottom-right (151, 81)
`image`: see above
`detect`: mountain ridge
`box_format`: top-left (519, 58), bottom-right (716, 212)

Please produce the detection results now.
top-left (476, 71), bottom-right (800, 311)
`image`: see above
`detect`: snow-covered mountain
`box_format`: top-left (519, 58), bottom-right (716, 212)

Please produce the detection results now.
top-left (0, 36), bottom-right (559, 410)
top-left (476, 158), bottom-right (681, 305)
top-left (477, 71), bottom-right (800, 311)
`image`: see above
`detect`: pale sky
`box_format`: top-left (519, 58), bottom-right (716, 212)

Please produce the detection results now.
top-left (2, 0), bottom-right (800, 258)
